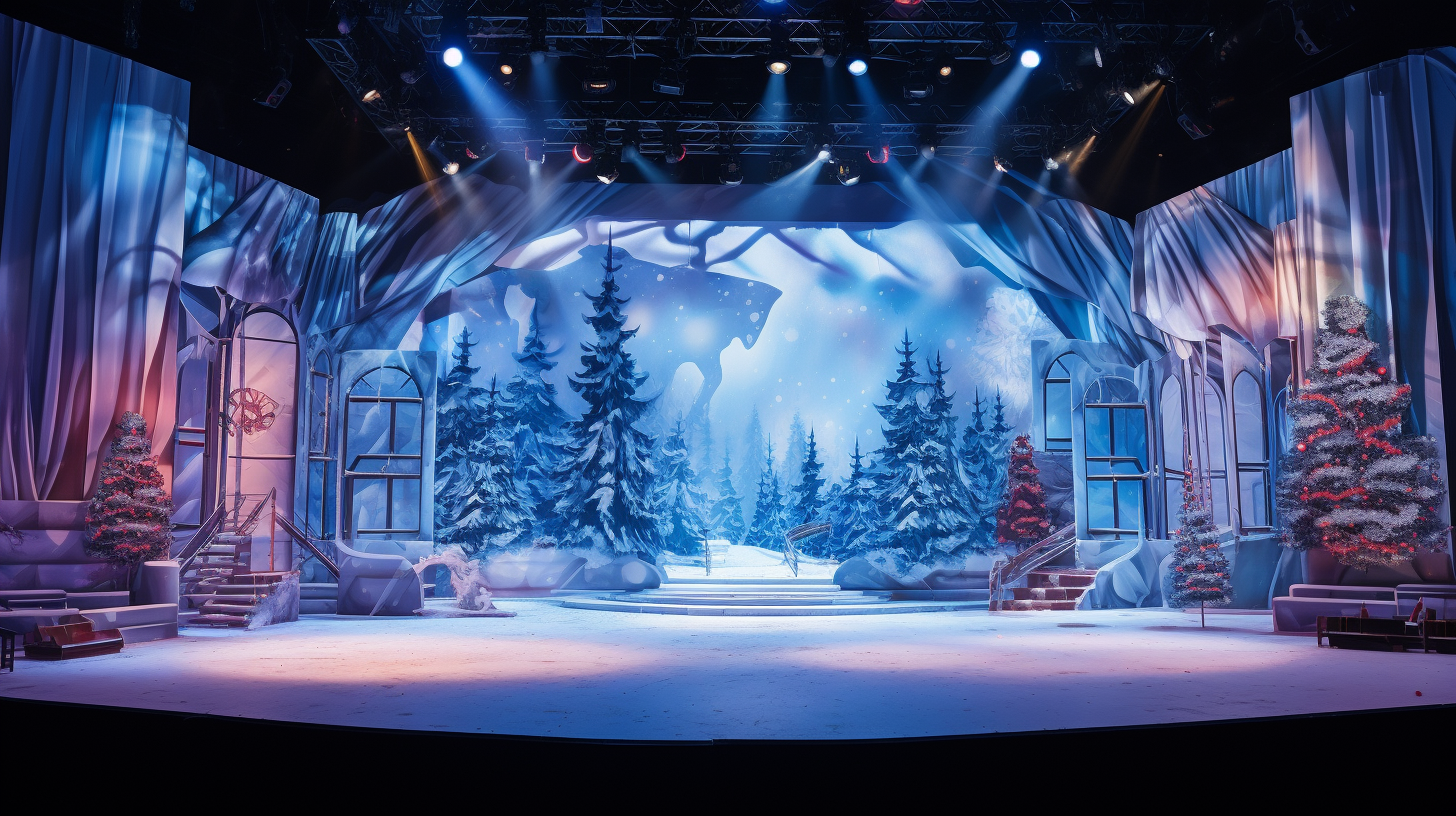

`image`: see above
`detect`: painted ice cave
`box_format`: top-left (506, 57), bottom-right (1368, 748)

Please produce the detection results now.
top-left (3, 11), bottom-right (1456, 668)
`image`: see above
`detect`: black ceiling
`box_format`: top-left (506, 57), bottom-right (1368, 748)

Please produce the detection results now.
top-left (0, 1), bottom-right (1447, 220)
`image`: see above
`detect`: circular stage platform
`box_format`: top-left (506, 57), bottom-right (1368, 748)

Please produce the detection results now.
top-left (560, 578), bottom-right (986, 616)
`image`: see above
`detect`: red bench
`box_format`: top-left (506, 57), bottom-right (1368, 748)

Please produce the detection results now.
top-left (23, 615), bottom-right (124, 660)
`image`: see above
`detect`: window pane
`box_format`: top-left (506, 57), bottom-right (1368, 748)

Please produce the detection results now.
top-left (1112, 408), bottom-right (1146, 465)
top-left (352, 478), bottom-right (389, 532)
top-left (394, 402), bottom-right (423, 454)
top-left (1204, 387), bottom-right (1227, 470)
top-left (1087, 481), bottom-right (1115, 530)
top-left (1045, 382), bottom-right (1071, 441)
top-left (1209, 476), bottom-right (1230, 527)
top-left (1116, 479), bottom-right (1143, 531)
top-left (392, 478), bottom-right (421, 531)
top-left (1160, 377), bottom-right (1184, 468)
top-left (1088, 461), bottom-right (1111, 476)
top-left (1049, 355), bottom-right (1072, 378)
top-left (1085, 408), bottom-right (1111, 457)
top-left (1166, 477), bottom-right (1184, 534)
top-left (1240, 468), bottom-right (1269, 528)
top-left (308, 460), bottom-right (326, 533)
top-left (1233, 372), bottom-right (1266, 464)
top-left (346, 400), bottom-right (392, 468)
top-left (308, 372), bottom-right (330, 455)
top-left (1111, 460), bottom-right (1143, 476)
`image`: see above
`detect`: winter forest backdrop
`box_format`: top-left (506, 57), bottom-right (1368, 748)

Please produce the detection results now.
top-left (423, 229), bottom-right (1061, 571)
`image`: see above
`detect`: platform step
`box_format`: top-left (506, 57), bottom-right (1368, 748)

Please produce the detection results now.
top-left (1026, 570), bottom-right (1097, 589)
top-left (601, 593), bottom-right (883, 606)
top-left (300, 583), bottom-right (338, 600)
top-left (1000, 599), bottom-right (1081, 611)
top-left (299, 598), bottom-right (337, 615)
top-left (188, 613), bottom-right (249, 627)
top-left (1010, 587), bottom-right (1089, 601)
top-left (562, 597), bottom-right (984, 616)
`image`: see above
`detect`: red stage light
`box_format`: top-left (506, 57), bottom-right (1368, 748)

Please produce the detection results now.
top-left (573, 144), bottom-right (594, 163)
top-left (866, 146), bottom-right (890, 164)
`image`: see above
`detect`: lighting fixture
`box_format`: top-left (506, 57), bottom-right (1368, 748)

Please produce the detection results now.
top-left (361, 89), bottom-right (381, 103)
top-left (1043, 156), bottom-right (1059, 170)
top-left (583, 63), bottom-right (616, 94)
top-left (1121, 89), bottom-right (1135, 105)
top-left (654, 67), bottom-right (686, 96)
top-left (1177, 108), bottom-right (1213, 140)
top-left (988, 42), bottom-right (1012, 66)
top-left (719, 158), bottom-right (744, 186)
top-left (594, 155), bottom-right (619, 184)
top-left (993, 156), bottom-right (1012, 173)
top-left (767, 58), bottom-right (791, 75)
top-left (442, 161), bottom-right (460, 175)
top-left (866, 145), bottom-right (890, 164)
top-left (816, 146), bottom-right (833, 162)
top-left (442, 47), bottom-right (463, 68)
top-left (499, 63), bottom-right (514, 76)
top-left (847, 58), bottom-right (868, 76)
top-left (1020, 49), bottom-right (1041, 69)
top-left (836, 161), bottom-right (862, 186)
top-left (903, 80), bottom-right (933, 99)
top-left (939, 64), bottom-right (953, 78)
top-left (918, 143), bottom-right (936, 160)
top-left (1093, 45), bottom-right (1103, 68)
top-left (663, 137), bottom-right (687, 164)
top-left (573, 143), bottom-right (595, 163)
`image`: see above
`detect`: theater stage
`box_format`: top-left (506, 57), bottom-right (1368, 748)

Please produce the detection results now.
top-left (3, 605), bottom-right (1451, 741)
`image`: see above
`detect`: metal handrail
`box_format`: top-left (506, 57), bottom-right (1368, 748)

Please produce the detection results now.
top-left (175, 503), bottom-right (227, 575)
top-left (230, 488), bottom-right (276, 537)
top-left (988, 523), bottom-right (1077, 611)
top-left (277, 514), bottom-right (340, 579)
top-left (783, 522), bottom-right (831, 578)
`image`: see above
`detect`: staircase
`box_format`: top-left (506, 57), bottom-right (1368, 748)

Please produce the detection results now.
top-left (560, 578), bottom-right (986, 616)
top-left (175, 491), bottom-right (297, 628)
top-left (1001, 569), bottom-right (1098, 611)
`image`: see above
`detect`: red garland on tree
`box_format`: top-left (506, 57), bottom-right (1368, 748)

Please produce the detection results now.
top-left (995, 434), bottom-right (1052, 547)
top-left (1275, 295), bottom-right (1449, 568)
top-left (85, 412), bottom-right (173, 566)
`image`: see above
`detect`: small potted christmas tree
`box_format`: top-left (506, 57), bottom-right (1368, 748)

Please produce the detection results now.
top-left (1168, 468), bottom-right (1231, 627)
top-left (995, 434), bottom-right (1052, 549)
top-left (86, 412), bottom-right (173, 586)
top-left (1274, 295), bottom-right (1448, 569)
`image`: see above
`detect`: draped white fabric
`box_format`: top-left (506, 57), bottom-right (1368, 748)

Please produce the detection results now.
top-left (0, 17), bottom-right (189, 500)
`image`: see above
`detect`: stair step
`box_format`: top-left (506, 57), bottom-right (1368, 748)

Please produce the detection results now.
top-left (1000, 599), bottom-right (1080, 611)
top-left (207, 595), bottom-right (262, 606)
top-left (189, 613), bottom-right (249, 627)
top-left (216, 584), bottom-right (270, 595)
top-left (228, 571), bottom-right (292, 583)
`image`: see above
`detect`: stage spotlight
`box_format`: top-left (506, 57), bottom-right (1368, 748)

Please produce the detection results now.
top-left (817, 146), bottom-right (833, 162)
top-left (866, 145), bottom-right (890, 164)
top-left (361, 89), bottom-right (381, 103)
top-left (1093, 45), bottom-right (1103, 68)
top-left (1020, 49), bottom-right (1041, 69)
top-left (654, 67), bottom-right (686, 96)
top-left (993, 155), bottom-right (1012, 173)
top-left (499, 62), bottom-right (514, 76)
top-left (719, 158), bottom-right (744, 186)
top-left (583, 63), bottom-right (616, 94)
top-left (1043, 156), bottom-right (1059, 170)
top-left (573, 143), bottom-right (595, 163)
top-left (938, 63), bottom-right (953, 79)
top-left (767, 58), bottom-right (791, 75)
top-left (594, 155), bottom-right (619, 184)
top-left (903, 81), bottom-right (933, 99)
top-left (1121, 89), bottom-right (1135, 105)
top-left (988, 42), bottom-right (1012, 66)
top-left (1177, 108), bottom-right (1214, 140)
top-left (443, 161), bottom-right (460, 175)
top-left (836, 161), bottom-right (862, 186)
top-left (918, 143), bottom-right (936, 160)
top-left (442, 47), bottom-right (463, 68)
top-left (664, 137), bottom-right (687, 164)
top-left (848, 58), bottom-right (868, 76)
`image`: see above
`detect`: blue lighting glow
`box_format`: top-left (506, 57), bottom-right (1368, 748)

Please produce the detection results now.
top-left (1019, 49), bottom-right (1041, 69)
top-left (443, 47), bottom-right (464, 68)
top-left (848, 59), bottom-right (868, 76)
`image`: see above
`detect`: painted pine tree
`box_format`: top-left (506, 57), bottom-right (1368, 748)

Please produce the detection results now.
top-left (1275, 295), bottom-right (1448, 568)
top-left (984, 390), bottom-right (1015, 503)
top-left (86, 412), bottom-right (173, 567)
top-left (441, 377), bottom-right (532, 555)
top-left (994, 434), bottom-right (1052, 547)
top-left (737, 408), bottom-right (766, 529)
top-left (651, 418), bottom-right (710, 555)
top-left (920, 354), bottom-right (977, 557)
top-left (784, 411), bottom-right (807, 488)
top-left (434, 328), bottom-right (487, 538)
top-left (709, 449), bottom-right (747, 545)
top-left (1168, 470), bottom-right (1232, 626)
top-left (958, 392), bottom-right (1000, 549)
top-left (506, 310), bottom-right (571, 537)
top-left (745, 441), bottom-right (788, 550)
top-left (553, 235), bottom-right (661, 557)
top-left (789, 428), bottom-right (826, 527)
top-left (826, 438), bottom-right (880, 559)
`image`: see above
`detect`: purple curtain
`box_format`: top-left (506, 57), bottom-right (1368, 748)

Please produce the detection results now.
top-left (0, 16), bottom-right (189, 501)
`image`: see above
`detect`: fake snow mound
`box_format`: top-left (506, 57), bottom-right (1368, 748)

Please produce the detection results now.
top-left (659, 541), bottom-right (839, 580)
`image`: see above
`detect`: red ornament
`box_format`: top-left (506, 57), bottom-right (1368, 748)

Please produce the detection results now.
top-left (1296, 443), bottom-right (1307, 452)
top-left (1377, 366), bottom-right (1387, 376)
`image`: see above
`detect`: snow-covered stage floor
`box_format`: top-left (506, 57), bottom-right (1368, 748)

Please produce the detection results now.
top-left (3, 604), bottom-right (1452, 740)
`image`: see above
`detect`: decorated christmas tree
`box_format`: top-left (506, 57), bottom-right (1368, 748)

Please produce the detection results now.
top-left (1274, 295), bottom-right (1448, 568)
top-left (553, 234), bottom-right (661, 557)
top-left (995, 434), bottom-right (1052, 547)
top-left (439, 377), bottom-right (531, 555)
top-left (744, 441), bottom-right (788, 550)
top-left (788, 428), bottom-right (826, 527)
top-left (825, 439), bottom-right (880, 559)
top-left (86, 412), bottom-right (173, 566)
top-left (651, 418), bottom-right (710, 555)
top-left (1168, 469), bottom-right (1232, 625)
top-left (708, 449), bottom-right (747, 545)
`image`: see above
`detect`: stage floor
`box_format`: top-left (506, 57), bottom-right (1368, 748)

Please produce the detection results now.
top-left (3, 602), bottom-right (1452, 740)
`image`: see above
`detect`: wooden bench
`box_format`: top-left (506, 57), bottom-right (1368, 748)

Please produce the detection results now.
top-left (23, 615), bottom-right (123, 660)
top-left (1317, 615), bottom-right (1456, 654)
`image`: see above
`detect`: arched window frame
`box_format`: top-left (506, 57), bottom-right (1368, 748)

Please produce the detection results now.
top-left (1043, 353), bottom-right (1075, 453)
top-left (344, 365), bottom-right (424, 538)
top-left (1159, 374), bottom-right (1188, 537)
top-left (1232, 370), bottom-right (1273, 532)
top-left (1200, 381), bottom-right (1232, 528)
top-left (1081, 376), bottom-right (1148, 540)
top-left (305, 349), bottom-right (336, 538)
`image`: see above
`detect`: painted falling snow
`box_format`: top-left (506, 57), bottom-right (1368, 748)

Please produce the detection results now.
top-left (427, 236), bottom-right (1057, 572)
